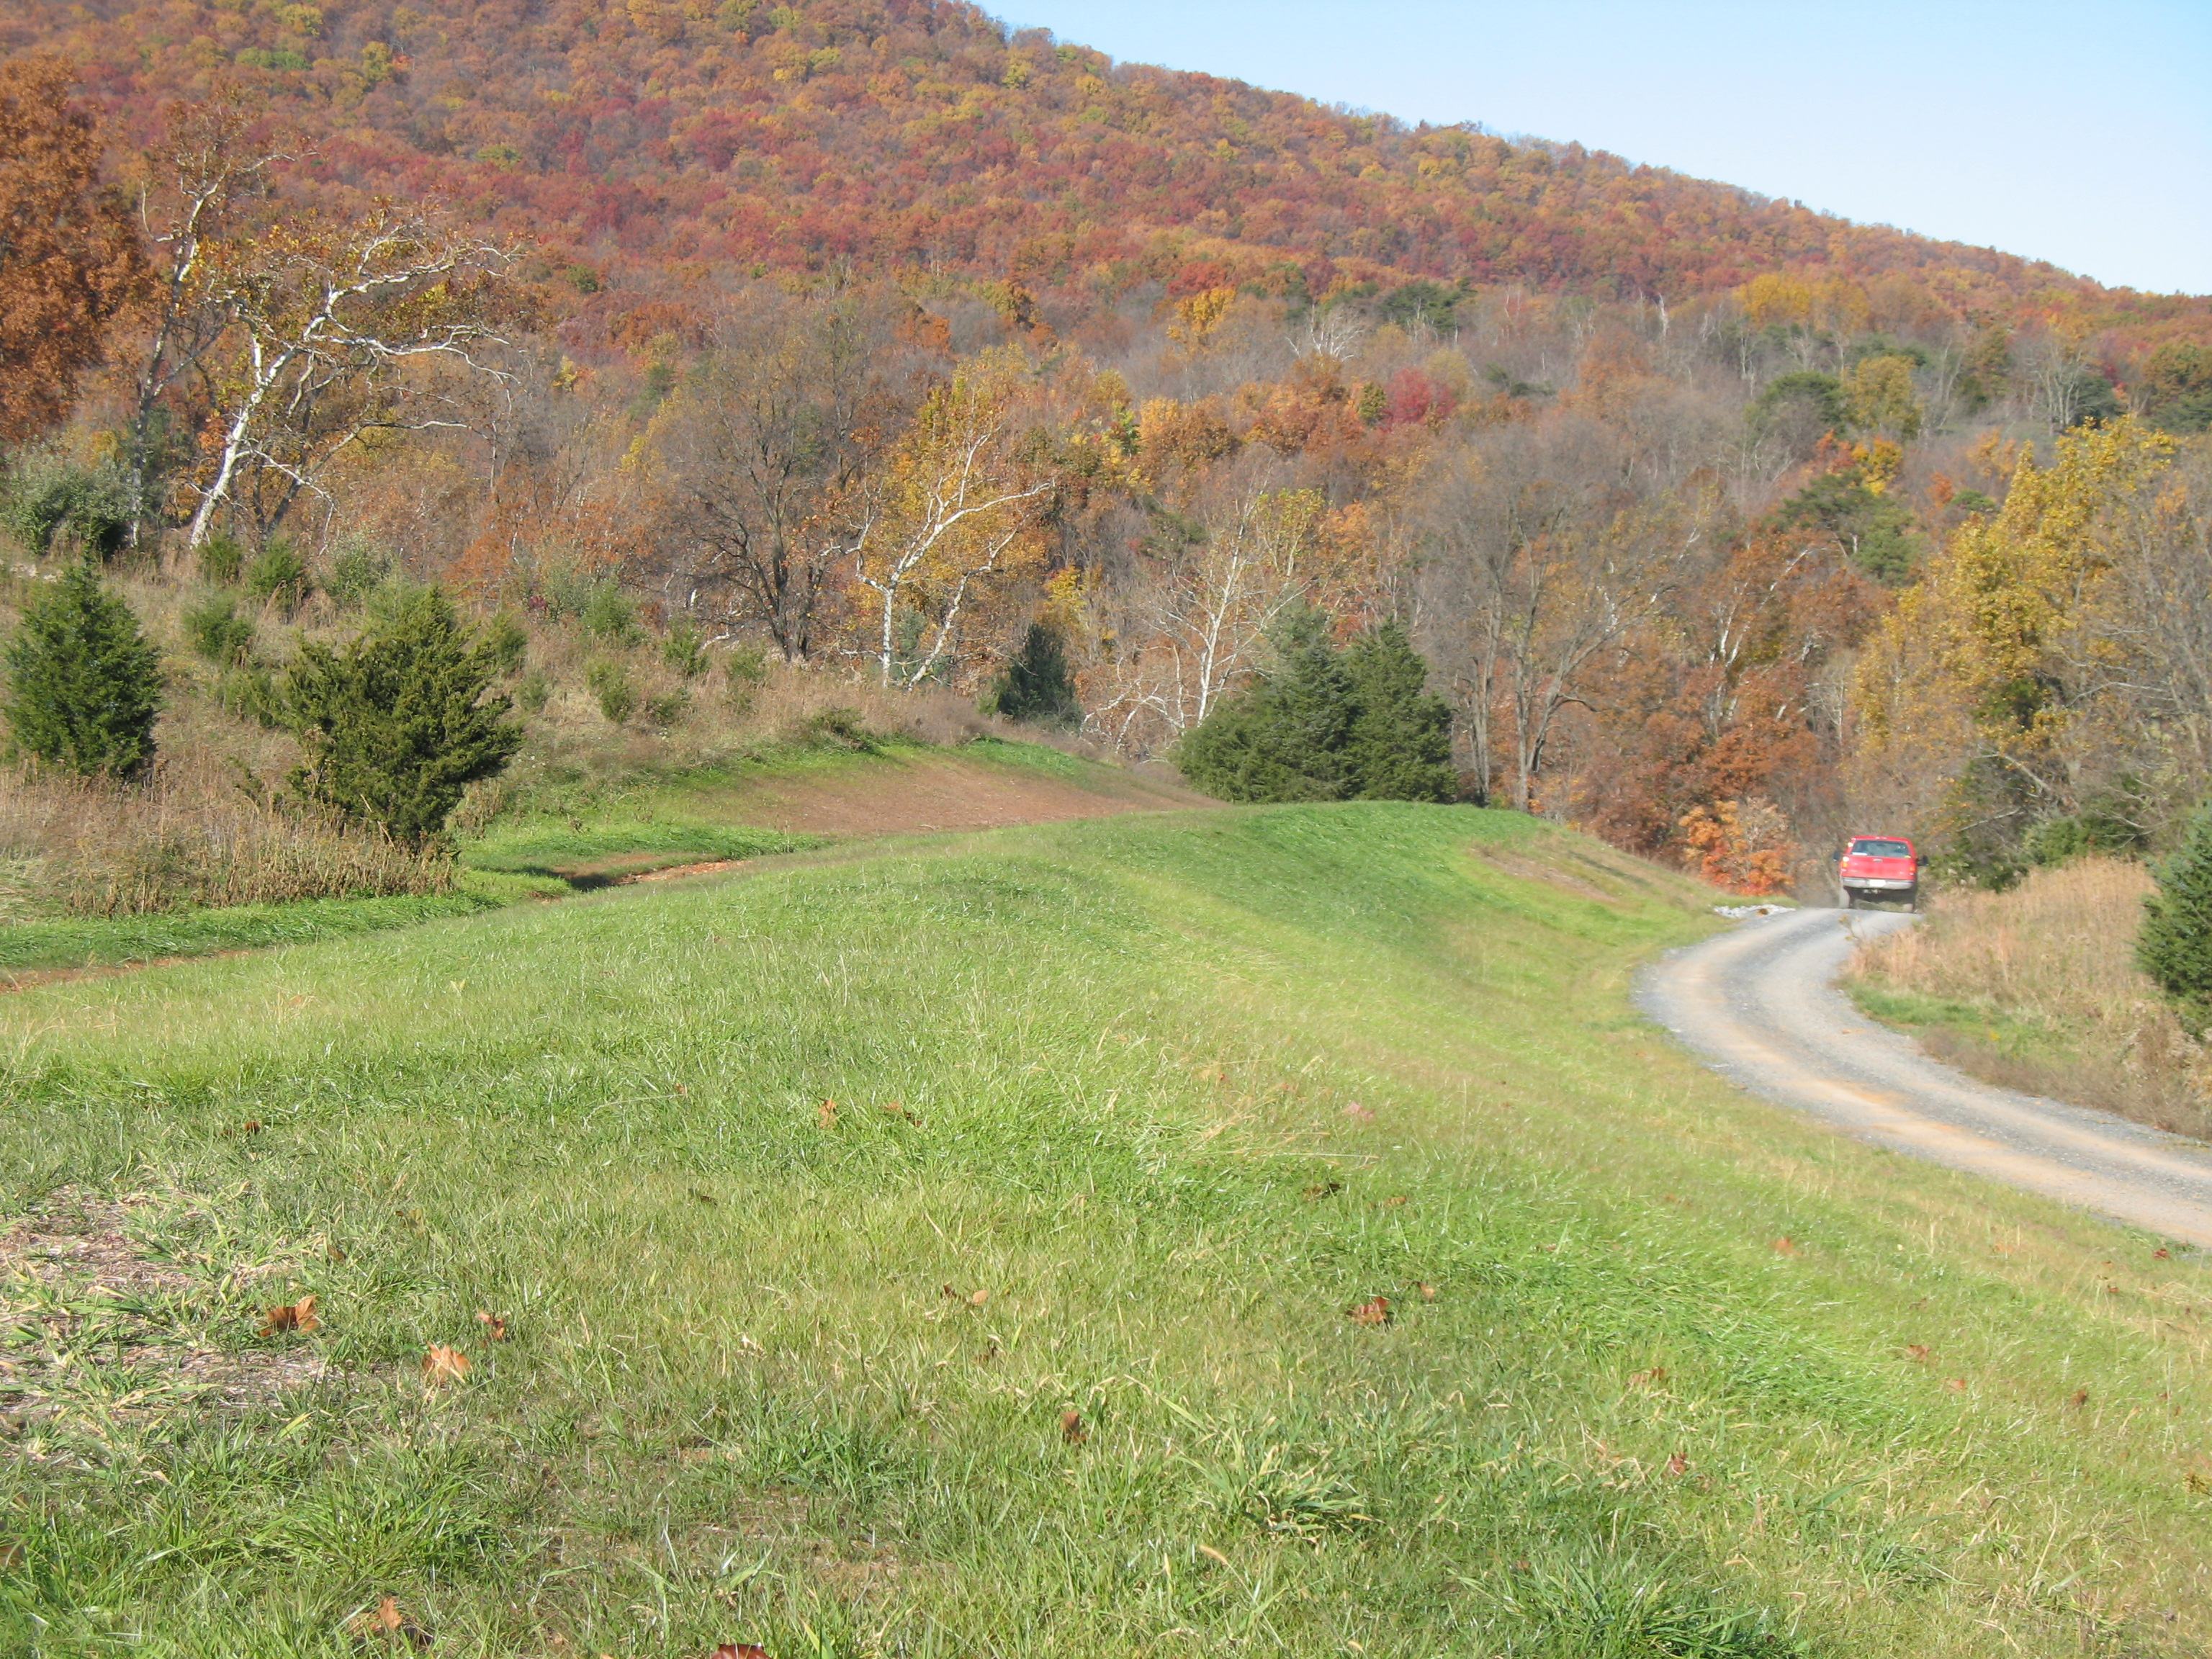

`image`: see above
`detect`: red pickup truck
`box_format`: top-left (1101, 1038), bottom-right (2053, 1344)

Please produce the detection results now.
top-left (1838, 835), bottom-right (1920, 910)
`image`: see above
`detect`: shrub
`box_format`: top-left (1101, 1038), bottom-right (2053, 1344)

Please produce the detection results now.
top-left (643, 689), bottom-right (689, 727)
top-left (0, 458), bottom-right (132, 559)
top-left (244, 540), bottom-right (311, 611)
top-left (516, 670), bottom-right (552, 714)
top-left (2139, 803), bottom-right (2212, 1030)
top-left (1177, 608), bottom-right (1455, 804)
top-left (983, 621), bottom-right (1080, 727)
top-left (662, 622), bottom-right (709, 680)
top-left (580, 583), bottom-right (643, 644)
top-left (585, 659), bottom-right (636, 724)
top-left (325, 541), bottom-right (391, 609)
top-left (284, 585), bottom-right (523, 845)
top-left (196, 531), bottom-right (246, 586)
top-left (1, 561), bottom-right (163, 778)
top-left (480, 611), bottom-right (530, 676)
top-left (181, 592), bottom-right (256, 665)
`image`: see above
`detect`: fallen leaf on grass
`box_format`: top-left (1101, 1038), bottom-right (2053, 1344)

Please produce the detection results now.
top-left (1416, 1282), bottom-right (1438, 1301)
top-left (352, 1596), bottom-right (431, 1648)
top-left (2069, 1388), bottom-right (2090, 1408)
top-left (1346, 1295), bottom-right (1392, 1327)
top-left (1061, 1408), bottom-right (1087, 1444)
top-left (966, 1288), bottom-right (989, 1308)
top-left (1382, 1195), bottom-right (1409, 1209)
top-left (1627, 1366), bottom-right (1668, 1390)
top-left (1771, 1237), bottom-right (1797, 1256)
top-left (1303, 1180), bottom-right (1343, 1202)
top-left (1195, 1544), bottom-right (1231, 1567)
top-left (1904, 1344), bottom-right (1930, 1364)
top-left (1342, 1102), bottom-right (1374, 1122)
top-left (709, 1645), bottom-right (770, 1659)
top-left (421, 1346), bottom-right (472, 1388)
top-left (260, 1294), bottom-right (319, 1337)
top-left (2154, 1247), bottom-right (2171, 1259)
top-left (475, 1310), bottom-right (508, 1341)
top-left (1942, 1377), bottom-right (1967, 1393)
top-left (239, 1118), bottom-right (262, 1136)
top-left (881, 1100), bottom-right (914, 1123)
top-left (1665, 1452), bottom-right (1691, 1477)
top-left (818, 1099), bottom-right (838, 1129)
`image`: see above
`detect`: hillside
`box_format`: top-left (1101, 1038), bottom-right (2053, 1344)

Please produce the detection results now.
top-left (6, 0), bottom-right (2206, 341)
top-left (4, 804), bottom-right (2211, 1653)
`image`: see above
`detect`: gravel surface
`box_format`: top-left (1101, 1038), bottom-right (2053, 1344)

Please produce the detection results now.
top-left (1640, 904), bottom-right (2212, 1248)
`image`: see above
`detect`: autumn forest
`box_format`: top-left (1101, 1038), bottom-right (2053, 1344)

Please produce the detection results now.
top-left (5, 0), bottom-right (2212, 891)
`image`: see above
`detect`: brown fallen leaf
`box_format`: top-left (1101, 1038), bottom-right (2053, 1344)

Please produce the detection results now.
top-left (939, 1282), bottom-right (958, 1300)
top-left (1061, 1408), bottom-right (1087, 1444)
top-left (1904, 1344), bottom-right (1930, 1364)
top-left (2069, 1388), bottom-right (2090, 1408)
top-left (1416, 1282), bottom-right (1438, 1301)
top-left (2154, 1247), bottom-right (2171, 1259)
top-left (240, 1118), bottom-right (263, 1136)
top-left (476, 1310), bottom-right (509, 1342)
top-left (817, 1099), bottom-right (838, 1129)
top-left (1382, 1194), bottom-right (1409, 1208)
top-left (1943, 1377), bottom-right (1967, 1393)
top-left (1303, 1180), bottom-right (1343, 1202)
top-left (352, 1596), bottom-right (431, 1648)
top-left (709, 1645), bottom-right (771, 1659)
top-left (1665, 1452), bottom-right (1690, 1477)
top-left (421, 1345), bottom-right (472, 1388)
top-left (1342, 1101), bottom-right (1374, 1121)
top-left (1346, 1295), bottom-right (1392, 1327)
top-left (260, 1293), bottom-right (319, 1337)
top-left (881, 1100), bottom-right (912, 1121)
top-left (1628, 1365), bottom-right (1668, 1389)
top-left (966, 1288), bottom-right (989, 1308)
top-left (1771, 1236), bottom-right (1797, 1256)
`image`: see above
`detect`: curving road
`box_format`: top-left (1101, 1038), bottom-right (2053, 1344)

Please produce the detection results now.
top-left (1640, 906), bottom-right (2212, 1248)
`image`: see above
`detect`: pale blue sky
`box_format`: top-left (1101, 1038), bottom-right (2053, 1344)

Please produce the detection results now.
top-left (997, 1), bottom-right (2212, 296)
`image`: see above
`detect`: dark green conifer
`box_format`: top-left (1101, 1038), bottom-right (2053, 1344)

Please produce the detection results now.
top-left (1, 559), bottom-right (163, 778)
top-left (2139, 803), bottom-right (2212, 1030)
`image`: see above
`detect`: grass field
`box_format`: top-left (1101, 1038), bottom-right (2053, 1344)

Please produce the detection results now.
top-left (4, 805), bottom-right (2211, 1657)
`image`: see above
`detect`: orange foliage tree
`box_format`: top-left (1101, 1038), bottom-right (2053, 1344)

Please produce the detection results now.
top-left (0, 57), bottom-right (144, 444)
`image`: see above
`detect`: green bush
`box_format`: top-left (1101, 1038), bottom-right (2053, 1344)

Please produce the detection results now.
top-left (580, 583), bottom-right (642, 645)
top-left (2139, 804), bottom-right (2212, 1030)
top-left (643, 689), bottom-right (689, 728)
top-left (215, 662), bottom-right (285, 729)
top-left (1176, 609), bottom-right (1455, 804)
top-left (0, 459), bottom-right (133, 560)
top-left (181, 592), bottom-right (256, 666)
top-left (244, 541), bottom-right (311, 611)
top-left (983, 621), bottom-right (1081, 727)
top-left (196, 532), bottom-right (246, 587)
top-left (1, 561), bottom-right (163, 778)
top-left (585, 659), bottom-right (636, 724)
top-left (283, 585), bottom-right (523, 845)
top-left (662, 622), bottom-right (709, 680)
top-left (480, 611), bottom-right (530, 677)
top-left (516, 670), bottom-right (552, 714)
top-left (325, 541), bottom-right (391, 610)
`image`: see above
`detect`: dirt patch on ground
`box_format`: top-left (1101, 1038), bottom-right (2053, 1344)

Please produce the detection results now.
top-left (722, 752), bottom-right (1212, 838)
top-left (1471, 844), bottom-right (1624, 902)
top-left (0, 1190), bottom-right (327, 1426)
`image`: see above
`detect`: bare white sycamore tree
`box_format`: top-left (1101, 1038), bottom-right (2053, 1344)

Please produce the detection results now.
top-left (184, 203), bottom-right (511, 547)
top-left (850, 370), bottom-right (1053, 688)
top-left (1085, 485), bottom-right (1321, 754)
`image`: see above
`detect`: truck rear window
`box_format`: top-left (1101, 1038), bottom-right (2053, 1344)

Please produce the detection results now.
top-left (1850, 839), bottom-right (1912, 858)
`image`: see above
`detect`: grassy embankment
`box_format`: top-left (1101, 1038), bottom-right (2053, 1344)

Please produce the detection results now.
top-left (1848, 858), bottom-right (2212, 1138)
top-left (4, 806), bottom-right (2211, 1657)
top-left (0, 736), bottom-right (1188, 976)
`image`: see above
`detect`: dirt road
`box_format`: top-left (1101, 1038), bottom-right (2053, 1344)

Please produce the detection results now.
top-left (1640, 905), bottom-right (2212, 1248)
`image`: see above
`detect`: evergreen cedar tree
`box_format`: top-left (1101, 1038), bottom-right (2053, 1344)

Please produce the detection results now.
top-left (2139, 804), bottom-right (2212, 1030)
top-left (984, 621), bottom-right (1080, 728)
top-left (1177, 612), bottom-right (1456, 805)
top-left (0, 58), bottom-right (145, 444)
top-left (284, 587), bottom-right (523, 845)
top-left (1, 559), bottom-right (163, 778)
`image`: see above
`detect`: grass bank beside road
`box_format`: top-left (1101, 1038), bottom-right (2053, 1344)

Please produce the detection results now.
top-left (2, 808), bottom-right (2209, 1655)
top-left (1848, 857), bottom-right (2212, 1139)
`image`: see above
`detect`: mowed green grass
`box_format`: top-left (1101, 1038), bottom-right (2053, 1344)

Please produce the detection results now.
top-left (3, 805), bottom-right (2210, 1657)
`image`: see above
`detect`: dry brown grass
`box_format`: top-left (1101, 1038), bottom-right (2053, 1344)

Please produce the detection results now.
top-left (0, 759), bottom-right (455, 918)
top-left (1851, 857), bottom-right (2212, 1137)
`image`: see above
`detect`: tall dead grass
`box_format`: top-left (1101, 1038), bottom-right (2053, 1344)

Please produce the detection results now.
top-left (0, 761), bottom-right (455, 918)
top-left (1851, 858), bottom-right (2212, 1137)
